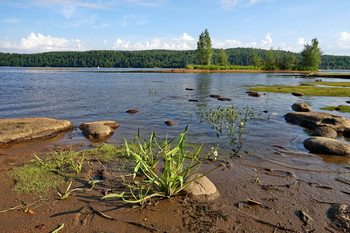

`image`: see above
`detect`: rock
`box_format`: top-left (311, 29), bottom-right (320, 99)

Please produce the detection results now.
top-left (185, 88), bottom-right (194, 91)
top-left (284, 112), bottom-right (350, 132)
top-left (292, 92), bottom-right (304, 97)
top-left (218, 97), bottom-right (231, 101)
top-left (164, 121), bottom-right (174, 126)
top-left (346, 101), bottom-right (350, 104)
top-left (0, 117), bottom-right (74, 144)
top-left (79, 120), bottom-right (120, 130)
top-left (344, 128), bottom-right (350, 138)
top-left (311, 126), bottom-right (337, 138)
top-left (327, 204), bottom-right (350, 232)
top-left (291, 102), bottom-right (312, 112)
top-left (209, 94), bottom-right (220, 98)
top-left (126, 109), bottom-right (138, 114)
top-left (247, 91), bottom-right (261, 97)
top-left (303, 137), bottom-right (350, 156)
top-left (183, 174), bottom-right (220, 201)
top-left (82, 123), bottom-right (114, 139)
top-left (315, 79), bottom-right (322, 82)
top-left (188, 99), bottom-right (199, 102)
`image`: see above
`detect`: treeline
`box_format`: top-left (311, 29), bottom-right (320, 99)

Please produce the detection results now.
top-left (0, 48), bottom-right (349, 69)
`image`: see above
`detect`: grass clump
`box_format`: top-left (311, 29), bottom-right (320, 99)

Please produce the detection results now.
top-left (102, 127), bottom-right (218, 206)
top-left (301, 81), bottom-right (350, 87)
top-left (250, 85), bottom-right (350, 97)
top-left (320, 105), bottom-right (350, 113)
top-left (186, 64), bottom-right (258, 70)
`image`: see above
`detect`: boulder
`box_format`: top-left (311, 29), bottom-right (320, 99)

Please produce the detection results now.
top-left (183, 174), bottom-right (220, 201)
top-left (284, 112), bottom-right (350, 132)
top-left (292, 92), bottom-right (304, 97)
top-left (247, 91), bottom-right (261, 97)
top-left (79, 120), bottom-right (120, 130)
top-left (0, 117), bottom-right (74, 144)
top-left (311, 126), bottom-right (337, 138)
top-left (164, 120), bottom-right (174, 126)
top-left (303, 137), bottom-right (350, 156)
top-left (82, 123), bottom-right (114, 139)
top-left (291, 102), bottom-right (312, 112)
top-left (126, 109), bottom-right (138, 114)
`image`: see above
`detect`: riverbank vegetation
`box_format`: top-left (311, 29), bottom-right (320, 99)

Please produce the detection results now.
top-left (1, 49), bottom-right (350, 70)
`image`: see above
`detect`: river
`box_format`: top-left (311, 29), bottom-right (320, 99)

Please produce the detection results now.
top-left (1, 67), bottom-right (349, 171)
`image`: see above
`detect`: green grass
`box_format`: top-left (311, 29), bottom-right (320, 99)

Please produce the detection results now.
top-left (10, 144), bottom-right (122, 194)
top-left (320, 105), bottom-right (350, 112)
top-left (301, 81), bottom-right (350, 87)
top-left (250, 85), bottom-right (350, 97)
top-left (186, 64), bottom-right (259, 70)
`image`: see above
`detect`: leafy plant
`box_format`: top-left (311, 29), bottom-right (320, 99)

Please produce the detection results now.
top-left (57, 180), bottom-right (84, 200)
top-left (102, 127), bottom-right (218, 206)
top-left (200, 105), bottom-right (257, 146)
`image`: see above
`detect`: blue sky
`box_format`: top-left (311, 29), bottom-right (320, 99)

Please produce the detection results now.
top-left (1, 0), bottom-right (350, 55)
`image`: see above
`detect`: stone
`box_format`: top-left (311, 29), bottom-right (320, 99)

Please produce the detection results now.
top-left (284, 112), bottom-right (350, 132)
top-left (327, 204), bottom-right (350, 232)
top-left (186, 88), bottom-right (194, 91)
top-left (0, 117), bottom-right (74, 144)
top-left (209, 94), bottom-right (220, 98)
top-left (188, 99), bottom-right (199, 102)
top-left (292, 92), bottom-right (304, 97)
top-left (79, 120), bottom-right (120, 130)
top-left (303, 137), bottom-right (350, 156)
top-left (344, 128), bottom-right (350, 138)
top-left (183, 174), bottom-right (220, 201)
top-left (218, 97), bottom-right (231, 101)
top-left (126, 109), bottom-right (138, 114)
top-left (247, 91), bottom-right (261, 97)
top-left (311, 126), bottom-right (337, 138)
top-left (291, 102), bottom-right (312, 112)
top-left (164, 121), bottom-right (174, 126)
top-left (82, 123), bottom-right (114, 139)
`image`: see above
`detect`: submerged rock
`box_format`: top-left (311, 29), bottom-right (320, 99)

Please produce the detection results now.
top-left (292, 92), bottom-right (304, 97)
top-left (126, 109), bottom-right (139, 114)
top-left (82, 123), bottom-right (114, 139)
top-left (291, 102), bottom-right (312, 112)
top-left (284, 112), bottom-right (350, 132)
top-left (183, 174), bottom-right (220, 201)
top-left (247, 91), bottom-right (261, 97)
top-left (303, 137), bottom-right (350, 156)
top-left (164, 120), bottom-right (174, 126)
top-left (0, 117), bottom-right (73, 144)
top-left (311, 126), bottom-right (337, 138)
top-left (79, 120), bottom-right (120, 130)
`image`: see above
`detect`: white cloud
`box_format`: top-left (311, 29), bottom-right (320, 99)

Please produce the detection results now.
top-left (2, 18), bottom-right (20, 23)
top-left (112, 33), bottom-right (197, 50)
top-left (297, 37), bottom-right (305, 45)
top-left (218, 0), bottom-right (269, 9)
top-left (1, 33), bottom-right (84, 52)
top-left (330, 31), bottom-right (350, 50)
top-left (262, 33), bottom-right (272, 46)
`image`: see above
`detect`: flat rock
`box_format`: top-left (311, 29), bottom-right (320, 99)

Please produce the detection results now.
top-left (79, 120), bottom-right (120, 130)
top-left (82, 123), bottom-right (114, 139)
top-left (284, 112), bottom-right (350, 132)
top-left (0, 117), bottom-right (74, 144)
top-left (183, 174), bottom-right (220, 201)
top-left (311, 126), bottom-right (337, 138)
top-left (291, 102), bottom-right (312, 112)
top-left (304, 137), bottom-right (350, 156)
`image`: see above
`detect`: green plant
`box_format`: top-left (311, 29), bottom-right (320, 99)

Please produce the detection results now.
top-left (200, 105), bottom-right (257, 146)
top-left (57, 181), bottom-right (84, 200)
top-left (102, 128), bottom-right (218, 206)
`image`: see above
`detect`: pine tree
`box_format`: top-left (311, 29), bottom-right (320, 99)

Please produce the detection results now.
top-left (301, 38), bottom-right (322, 70)
top-left (196, 29), bottom-right (213, 65)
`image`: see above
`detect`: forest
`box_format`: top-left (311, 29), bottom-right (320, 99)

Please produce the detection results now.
top-left (0, 48), bottom-right (349, 70)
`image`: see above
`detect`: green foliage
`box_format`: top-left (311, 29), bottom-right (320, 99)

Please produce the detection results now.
top-left (200, 105), bottom-right (257, 146)
top-left (300, 38), bottom-right (323, 71)
top-left (196, 29), bottom-right (213, 65)
top-left (263, 48), bottom-right (277, 70)
top-left (320, 105), bottom-right (350, 112)
top-left (302, 81), bottom-right (350, 87)
top-left (187, 64), bottom-right (258, 70)
top-left (102, 128), bottom-right (217, 205)
top-left (217, 48), bottom-right (229, 66)
top-left (250, 85), bottom-right (350, 97)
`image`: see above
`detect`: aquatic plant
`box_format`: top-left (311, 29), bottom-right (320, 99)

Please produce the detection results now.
top-left (102, 127), bottom-right (218, 206)
top-left (199, 105), bottom-right (257, 146)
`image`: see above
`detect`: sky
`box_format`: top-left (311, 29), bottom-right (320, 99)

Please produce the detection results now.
top-left (1, 0), bottom-right (350, 55)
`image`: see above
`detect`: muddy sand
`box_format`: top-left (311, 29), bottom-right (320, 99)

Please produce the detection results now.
top-left (0, 135), bottom-right (349, 233)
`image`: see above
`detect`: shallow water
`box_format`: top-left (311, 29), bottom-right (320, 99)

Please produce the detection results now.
top-left (1, 67), bottom-right (349, 169)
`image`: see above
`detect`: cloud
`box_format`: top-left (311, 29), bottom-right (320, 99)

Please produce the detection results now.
top-left (261, 33), bottom-right (272, 46)
top-left (1, 32), bottom-right (84, 52)
top-left (124, 0), bottom-right (166, 7)
top-left (112, 33), bottom-right (196, 50)
top-left (218, 0), bottom-right (269, 9)
top-left (2, 18), bottom-right (21, 23)
top-left (297, 37), bottom-right (305, 45)
top-left (331, 31), bottom-right (350, 49)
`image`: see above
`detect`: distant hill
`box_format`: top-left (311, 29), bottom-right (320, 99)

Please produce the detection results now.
top-left (0, 48), bottom-right (349, 69)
